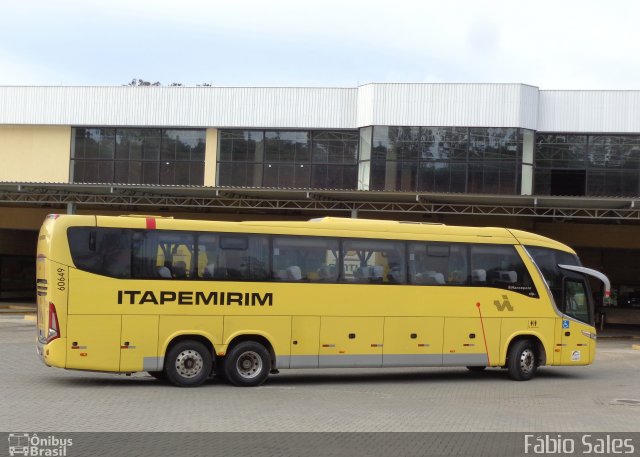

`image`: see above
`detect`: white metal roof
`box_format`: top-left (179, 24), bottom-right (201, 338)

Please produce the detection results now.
top-left (3, 84), bottom-right (640, 132)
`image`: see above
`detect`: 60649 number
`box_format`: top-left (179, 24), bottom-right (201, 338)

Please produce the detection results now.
top-left (57, 268), bottom-right (66, 291)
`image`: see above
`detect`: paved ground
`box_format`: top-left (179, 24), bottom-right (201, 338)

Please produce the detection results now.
top-left (2, 317), bottom-right (640, 433)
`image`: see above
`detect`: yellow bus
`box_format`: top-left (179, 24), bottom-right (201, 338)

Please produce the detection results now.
top-left (36, 215), bottom-right (609, 387)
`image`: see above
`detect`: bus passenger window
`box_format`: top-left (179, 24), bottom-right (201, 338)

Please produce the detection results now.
top-left (272, 236), bottom-right (338, 282)
top-left (341, 239), bottom-right (405, 284)
top-left (218, 235), bottom-right (269, 281)
top-left (470, 245), bottom-right (538, 297)
top-left (101, 239), bottom-right (132, 278)
top-left (408, 242), bottom-right (467, 286)
top-left (132, 231), bottom-right (195, 279)
top-left (67, 227), bottom-right (132, 278)
top-left (197, 234), bottom-right (219, 279)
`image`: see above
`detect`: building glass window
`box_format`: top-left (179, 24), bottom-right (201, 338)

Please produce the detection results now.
top-left (535, 133), bottom-right (640, 197)
top-left (71, 128), bottom-right (205, 185)
top-left (368, 126), bottom-right (523, 194)
top-left (217, 129), bottom-right (358, 189)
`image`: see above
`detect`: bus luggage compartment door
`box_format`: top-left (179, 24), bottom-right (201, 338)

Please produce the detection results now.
top-left (382, 317), bottom-right (444, 367)
top-left (66, 315), bottom-right (121, 371)
top-left (290, 316), bottom-right (320, 368)
top-left (443, 317), bottom-right (499, 367)
top-left (319, 316), bottom-right (383, 367)
top-left (120, 315), bottom-right (160, 372)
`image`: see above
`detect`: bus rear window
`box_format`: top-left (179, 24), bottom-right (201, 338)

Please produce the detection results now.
top-left (68, 227), bottom-right (132, 278)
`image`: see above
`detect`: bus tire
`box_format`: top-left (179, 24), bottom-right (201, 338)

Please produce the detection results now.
top-left (507, 339), bottom-right (537, 381)
top-left (466, 366), bottom-right (486, 372)
top-left (224, 341), bottom-right (271, 387)
top-left (165, 340), bottom-right (212, 387)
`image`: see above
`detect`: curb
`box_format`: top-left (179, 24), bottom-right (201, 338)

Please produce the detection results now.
top-left (597, 335), bottom-right (639, 340)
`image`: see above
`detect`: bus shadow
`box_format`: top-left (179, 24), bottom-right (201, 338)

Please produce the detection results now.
top-left (44, 367), bottom-right (581, 389)
top-left (262, 367), bottom-right (583, 386)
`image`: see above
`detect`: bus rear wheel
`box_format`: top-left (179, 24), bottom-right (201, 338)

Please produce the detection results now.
top-left (165, 340), bottom-right (212, 387)
top-left (507, 339), bottom-right (537, 381)
top-left (224, 341), bottom-right (271, 387)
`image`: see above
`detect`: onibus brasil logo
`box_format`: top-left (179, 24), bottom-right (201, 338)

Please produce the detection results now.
top-left (8, 433), bottom-right (73, 456)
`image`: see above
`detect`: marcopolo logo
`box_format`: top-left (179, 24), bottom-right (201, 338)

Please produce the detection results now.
top-left (8, 433), bottom-right (73, 456)
top-left (493, 295), bottom-right (514, 312)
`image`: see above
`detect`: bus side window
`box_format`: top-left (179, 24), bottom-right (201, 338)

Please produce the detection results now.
top-left (132, 231), bottom-right (194, 279)
top-left (218, 235), bottom-right (269, 281)
top-left (272, 236), bottom-right (338, 282)
top-left (408, 242), bottom-right (467, 285)
top-left (197, 234), bottom-right (219, 279)
top-left (470, 245), bottom-right (538, 297)
top-left (68, 227), bottom-right (132, 278)
top-left (341, 239), bottom-right (405, 284)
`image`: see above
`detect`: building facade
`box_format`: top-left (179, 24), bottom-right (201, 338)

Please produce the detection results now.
top-left (1, 83), bottom-right (640, 321)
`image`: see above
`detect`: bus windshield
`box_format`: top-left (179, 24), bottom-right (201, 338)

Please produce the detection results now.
top-left (525, 245), bottom-right (581, 305)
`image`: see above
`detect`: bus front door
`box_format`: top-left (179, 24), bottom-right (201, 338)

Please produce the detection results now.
top-left (559, 275), bottom-right (593, 365)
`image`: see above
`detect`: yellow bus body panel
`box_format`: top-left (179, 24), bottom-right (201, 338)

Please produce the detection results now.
top-left (66, 314), bottom-right (121, 371)
top-left (158, 315), bottom-right (223, 357)
top-left (383, 317), bottom-right (444, 366)
top-left (290, 316), bottom-right (320, 368)
top-left (42, 337), bottom-right (67, 368)
top-left (499, 318), bottom-right (556, 366)
top-left (223, 316), bottom-right (291, 360)
top-left (319, 316), bottom-right (383, 367)
top-left (121, 315), bottom-right (159, 372)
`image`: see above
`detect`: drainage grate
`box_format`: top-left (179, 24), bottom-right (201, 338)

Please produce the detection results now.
top-left (610, 399), bottom-right (640, 406)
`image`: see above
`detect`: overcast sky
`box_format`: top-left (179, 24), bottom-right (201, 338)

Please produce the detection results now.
top-left (0, 0), bottom-right (638, 89)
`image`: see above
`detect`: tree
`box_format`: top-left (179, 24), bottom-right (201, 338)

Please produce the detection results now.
top-left (126, 79), bottom-right (161, 86)
top-left (124, 79), bottom-right (213, 87)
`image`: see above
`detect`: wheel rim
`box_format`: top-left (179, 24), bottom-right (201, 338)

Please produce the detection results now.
top-left (519, 348), bottom-right (535, 374)
top-left (175, 349), bottom-right (204, 378)
top-left (236, 350), bottom-right (263, 379)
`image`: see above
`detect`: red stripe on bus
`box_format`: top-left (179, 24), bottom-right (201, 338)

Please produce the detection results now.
top-left (146, 218), bottom-right (156, 229)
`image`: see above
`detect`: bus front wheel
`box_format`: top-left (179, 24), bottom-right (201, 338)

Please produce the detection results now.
top-left (507, 339), bottom-right (537, 381)
top-left (165, 340), bottom-right (213, 387)
top-left (224, 341), bottom-right (271, 387)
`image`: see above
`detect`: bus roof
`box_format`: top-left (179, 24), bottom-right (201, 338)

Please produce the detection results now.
top-left (46, 214), bottom-right (576, 253)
